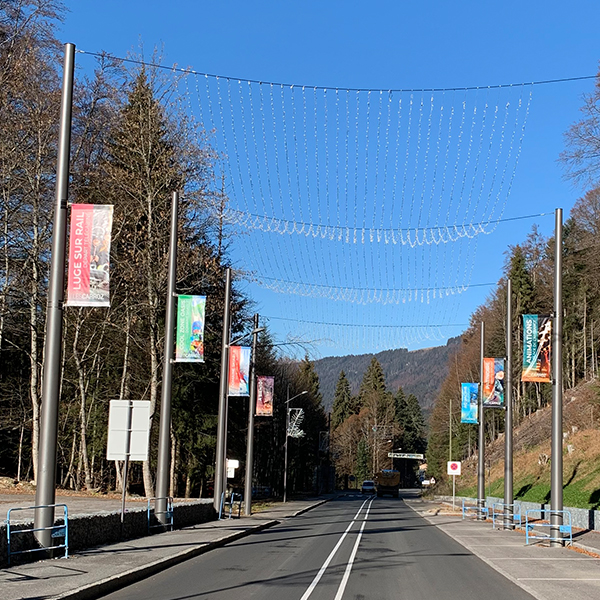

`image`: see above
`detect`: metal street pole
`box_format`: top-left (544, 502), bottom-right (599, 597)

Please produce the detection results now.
top-left (120, 401), bottom-right (133, 537)
top-left (283, 385), bottom-right (290, 503)
top-left (477, 321), bottom-right (486, 520)
top-left (551, 208), bottom-right (564, 546)
top-left (244, 313), bottom-right (260, 516)
top-left (504, 278), bottom-right (514, 530)
top-left (214, 268), bottom-right (232, 512)
top-left (34, 43), bottom-right (75, 548)
top-left (155, 191), bottom-right (179, 524)
top-left (283, 388), bottom-right (307, 502)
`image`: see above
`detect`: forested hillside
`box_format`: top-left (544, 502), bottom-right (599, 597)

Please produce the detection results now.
top-left (427, 69), bottom-right (600, 480)
top-left (314, 337), bottom-right (460, 412)
top-left (0, 2), bottom-right (328, 499)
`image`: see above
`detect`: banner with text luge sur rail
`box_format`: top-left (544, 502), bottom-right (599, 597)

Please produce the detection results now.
top-left (66, 204), bottom-right (114, 307)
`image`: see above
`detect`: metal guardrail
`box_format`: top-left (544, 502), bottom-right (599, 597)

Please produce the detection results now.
top-left (462, 498), bottom-right (488, 520)
top-left (147, 497), bottom-right (174, 533)
top-left (6, 503), bottom-right (69, 566)
top-left (227, 493), bottom-right (243, 519)
top-left (218, 492), bottom-right (243, 520)
top-left (525, 509), bottom-right (572, 546)
top-left (491, 502), bottom-right (522, 528)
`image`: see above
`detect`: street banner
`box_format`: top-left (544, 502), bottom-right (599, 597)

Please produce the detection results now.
top-left (228, 346), bottom-right (251, 396)
top-left (483, 357), bottom-right (505, 407)
top-left (66, 204), bottom-right (114, 306)
top-left (521, 314), bottom-right (552, 382)
top-left (256, 376), bottom-right (274, 416)
top-left (460, 382), bottom-right (479, 424)
top-left (175, 295), bottom-right (206, 362)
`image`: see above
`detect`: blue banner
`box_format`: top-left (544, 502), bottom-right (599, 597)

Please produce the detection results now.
top-left (461, 382), bottom-right (479, 424)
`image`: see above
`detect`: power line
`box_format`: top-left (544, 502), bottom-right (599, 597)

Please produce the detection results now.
top-left (76, 49), bottom-right (597, 92)
top-left (266, 316), bottom-right (468, 329)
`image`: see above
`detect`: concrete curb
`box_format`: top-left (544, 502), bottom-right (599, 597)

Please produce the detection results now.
top-left (291, 497), bottom-right (332, 517)
top-left (52, 497), bottom-right (333, 600)
top-left (55, 519), bottom-right (279, 600)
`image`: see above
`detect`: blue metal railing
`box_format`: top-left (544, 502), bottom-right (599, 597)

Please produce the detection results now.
top-left (147, 497), bottom-right (174, 533)
top-left (6, 504), bottom-right (68, 566)
top-left (462, 498), bottom-right (488, 520)
top-left (219, 492), bottom-right (243, 520)
top-left (525, 509), bottom-right (572, 546)
top-left (491, 502), bottom-right (522, 528)
top-left (228, 493), bottom-right (243, 519)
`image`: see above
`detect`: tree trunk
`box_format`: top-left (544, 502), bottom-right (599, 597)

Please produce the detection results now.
top-left (143, 192), bottom-right (159, 499)
top-left (584, 292), bottom-right (588, 380)
top-left (29, 235), bottom-right (40, 485)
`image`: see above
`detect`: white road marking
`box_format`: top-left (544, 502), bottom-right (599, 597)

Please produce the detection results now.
top-left (333, 497), bottom-right (375, 600)
top-left (299, 497), bottom-right (371, 600)
top-left (518, 578), bottom-right (600, 581)
top-left (493, 557), bottom-right (598, 561)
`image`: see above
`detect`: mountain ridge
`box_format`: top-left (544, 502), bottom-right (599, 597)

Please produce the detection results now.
top-left (314, 336), bottom-right (461, 412)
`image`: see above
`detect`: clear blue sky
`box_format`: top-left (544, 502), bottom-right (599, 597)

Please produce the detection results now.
top-left (60, 2), bottom-right (600, 358)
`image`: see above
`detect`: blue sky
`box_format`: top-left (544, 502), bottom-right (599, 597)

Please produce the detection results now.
top-left (60, 2), bottom-right (600, 357)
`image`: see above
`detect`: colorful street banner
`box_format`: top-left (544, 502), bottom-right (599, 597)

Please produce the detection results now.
top-left (256, 376), bottom-right (274, 416)
top-left (228, 346), bottom-right (251, 396)
top-left (175, 295), bottom-right (206, 362)
top-left (522, 314), bottom-right (552, 382)
top-left (460, 382), bottom-right (479, 424)
top-left (66, 204), bottom-right (114, 307)
top-left (483, 357), bottom-right (505, 407)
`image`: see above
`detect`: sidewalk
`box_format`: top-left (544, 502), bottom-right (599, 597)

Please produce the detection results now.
top-left (407, 497), bottom-right (600, 600)
top-left (0, 498), bottom-right (330, 600)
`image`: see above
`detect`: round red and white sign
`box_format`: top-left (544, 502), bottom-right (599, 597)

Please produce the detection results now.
top-left (447, 461), bottom-right (461, 475)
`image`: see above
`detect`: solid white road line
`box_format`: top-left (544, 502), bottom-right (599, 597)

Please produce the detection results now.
top-left (333, 496), bottom-right (375, 600)
top-left (299, 497), bottom-right (371, 600)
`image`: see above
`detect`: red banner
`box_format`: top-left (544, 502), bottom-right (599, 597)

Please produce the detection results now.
top-left (256, 376), bottom-right (274, 416)
top-left (228, 346), bottom-right (251, 396)
top-left (67, 204), bottom-right (113, 307)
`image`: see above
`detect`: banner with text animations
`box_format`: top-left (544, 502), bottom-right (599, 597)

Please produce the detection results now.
top-left (175, 295), bottom-right (206, 362)
top-left (256, 376), bottom-right (274, 416)
top-left (460, 383), bottom-right (479, 424)
top-left (228, 346), bottom-right (251, 396)
top-left (521, 315), bottom-right (552, 382)
top-left (483, 357), bottom-right (505, 407)
top-left (66, 204), bottom-right (114, 307)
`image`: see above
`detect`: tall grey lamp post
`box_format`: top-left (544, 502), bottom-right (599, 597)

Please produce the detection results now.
top-left (217, 320), bottom-right (264, 516)
top-left (283, 387), bottom-right (308, 503)
top-left (243, 314), bottom-right (265, 516)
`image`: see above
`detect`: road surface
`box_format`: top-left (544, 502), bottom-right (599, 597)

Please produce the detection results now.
top-left (100, 493), bottom-right (534, 600)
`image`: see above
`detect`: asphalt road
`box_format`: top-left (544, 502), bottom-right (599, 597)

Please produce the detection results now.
top-left (100, 493), bottom-right (535, 600)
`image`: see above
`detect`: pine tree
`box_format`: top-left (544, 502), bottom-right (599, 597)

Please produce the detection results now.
top-left (332, 370), bottom-right (352, 429)
top-left (289, 356), bottom-right (327, 493)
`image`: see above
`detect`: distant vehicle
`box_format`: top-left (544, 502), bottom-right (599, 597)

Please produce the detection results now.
top-left (374, 470), bottom-right (400, 498)
top-left (361, 480), bottom-right (376, 494)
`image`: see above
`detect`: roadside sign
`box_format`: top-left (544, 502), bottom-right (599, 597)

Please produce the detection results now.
top-left (388, 452), bottom-right (424, 459)
top-left (447, 461), bottom-right (461, 476)
top-left (107, 400), bottom-right (150, 461)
